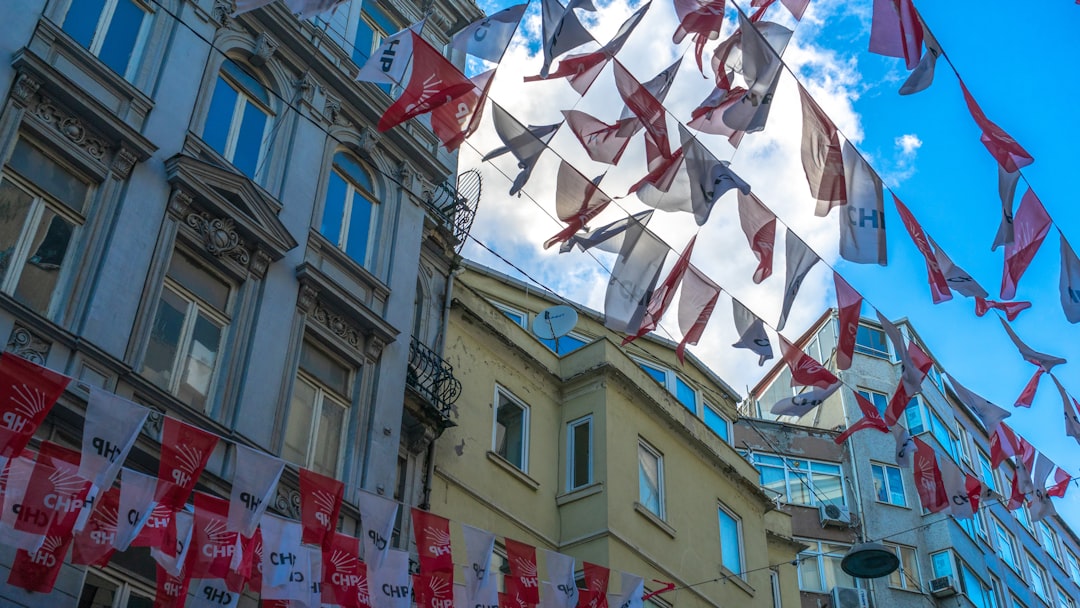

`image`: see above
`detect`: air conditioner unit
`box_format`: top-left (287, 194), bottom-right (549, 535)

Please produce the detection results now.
top-left (830, 586), bottom-right (868, 608)
top-left (929, 576), bottom-right (958, 598)
top-left (819, 503), bottom-right (852, 527)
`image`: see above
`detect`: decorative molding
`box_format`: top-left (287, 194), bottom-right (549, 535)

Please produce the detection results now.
top-left (397, 161), bottom-right (415, 188)
top-left (33, 96), bottom-right (108, 160)
top-left (297, 283), bottom-right (318, 314)
top-left (403, 423), bottom-right (436, 455)
top-left (251, 32), bottom-right (279, 67)
top-left (310, 302), bottom-right (363, 351)
top-left (141, 406), bottom-right (166, 439)
top-left (186, 212), bottom-right (251, 266)
top-left (357, 127), bottom-right (380, 156)
top-left (293, 71), bottom-right (316, 103)
top-left (274, 486), bottom-right (302, 519)
top-left (6, 324), bottom-right (50, 365)
top-left (11, 72), bottom-right (41, 105)
top-left (111, 146), bottom-right (138, 179)
top-left (365, 335), bottom-right (385, 362)
top-left (249, 248), bottom-right (271, 279)
top-left (323, 93), bottom-right (344, 126)
top-left (211, 0), bottom-right (233, 28)
top-left (168, 188), bottom-right (194, 218)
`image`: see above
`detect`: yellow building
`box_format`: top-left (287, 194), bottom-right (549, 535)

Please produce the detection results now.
top-left (429, 262), bottom-right (804, 608)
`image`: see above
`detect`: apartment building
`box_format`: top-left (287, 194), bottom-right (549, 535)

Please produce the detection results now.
top-left (740, 310), bottom-right (1080, 608)
top-left (0, 0), bottom-right (481, 604)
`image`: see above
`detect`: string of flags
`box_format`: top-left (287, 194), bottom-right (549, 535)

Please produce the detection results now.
top-left (0, 352), bottom-right (679, 607)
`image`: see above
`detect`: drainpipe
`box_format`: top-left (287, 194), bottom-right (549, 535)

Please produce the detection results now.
top-left (837, 375), bottom-right (877, 606)
top-left (420, 263), bottom-right (461, 510)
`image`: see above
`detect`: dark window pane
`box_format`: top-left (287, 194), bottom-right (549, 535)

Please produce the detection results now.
top-left (541, 334), bottom-right (587, 355)
top-left (203, 77), bottom-right (237, 157)
top-left (98, 0), bottom-right (146, 76)
top-left (300, 342), bottom-right (349, 397)
top-left (15, 210), bottom-right (74, 314)
top-left (639, 364), bottom-right (666, 386)
top-left (8, 139), bottom-right (89, 212)
top-left (232, 102), bottom-right (267, 177)
top-left (166, 252), bottom-right (229, 311)
top-left (344, 189), bottom-right (372, 263)
top-left (854, 326), bottom-right (888, 357)
top-left (321, 171), bottom-right (348, 246)
top-left (495, 396), bottom-right (525, 469)
top-left (77, 570), bottom-right (118, 608)
top-left (176, 312), bottom-right (222, 409)
top-left (284, 378), bottom-right (316, 465)
top-left (571, 420), bottom-right (590, 488)
top-left (62, 0), bottom-right (107, 48)
top-left (334, 154), bottom-right (373, 192)
top-left (221, 61), bottom-right (270, 106)
top-left (144, 288), bottom-right (186, 389)
top-left (0, 181), bottom-right (35, 285)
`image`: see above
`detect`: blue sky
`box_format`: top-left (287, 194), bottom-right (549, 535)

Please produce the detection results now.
top-left (454, 0), bottom-right (1080, 529)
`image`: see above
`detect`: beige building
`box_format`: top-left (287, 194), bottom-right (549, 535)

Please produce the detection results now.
top-left (430, 262), bottom-right (804, 608)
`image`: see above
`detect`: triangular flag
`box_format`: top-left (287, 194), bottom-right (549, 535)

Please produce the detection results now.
top-left (451, 4), bottom-right (527, 63)
top-left (483, 103), bottom-right (560, 196)
top-left (737, 191), bottom-right (776, 284)
top-left (1001, 188), bottom-right (1051, 299)
top-left (731, 299), bottom-right (773, 366)
top-left (893, 195), bottom-right (951, 303)
top-left (227, 445), bottom-right (284, 537)
top-left (378, 33), bottom-right (475, 132)
top-left (777, 230), bottom-right (819, 331)
top-left (834, 272), bottom-right (862, 371)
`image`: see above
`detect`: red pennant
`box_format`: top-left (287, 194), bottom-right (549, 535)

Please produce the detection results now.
top-left (579, 562), bottom-right (610, 608)
top-left (72, 486), bottom-right (120, 567)
top-left (834, 272), bottom-right (862, 371)
top-left (912, 437), bottom-right (949, 513)
top-left (543, 162), bottom-right (612, 250)
top-left (974, 298), bottom-right (1031, 321)
top-left (959, 80), bottom-right (1033, 172)
top-left (893, 195), bottom-right (952, 304)
top-left (612, 60), bottom-right (671, 159)
top-left (131, 500), bottom-right (177, 551)
top-left (834, 391), bottom-right (890, 444)
top-left (412, 508), bottom-right (453, 574)
top-left (624, 236), bottom-right (696, 346)
top-left (990, 422), bottom-right (1030, 469)
top-left (378, 32), bottom-right (475, 132)
top-left (156, 417), bottom-right (219, 511)
top-left (300, 467), bottom-right (344, 548)
top-left (1047, 469), bottom-right (1071, 498)
top-left (18, 441), bottom-right (91, 540)
top-left (7, 533), bottom-right (74, 593)
top-left (779, 335), bottom-right (839, 390)
top-left (431, 70), bottom-right (495, 152)
top-left (506, 539), bottom-right (540, 604)
top-left (247, 527), bottom-right (264, 595)
top-left (0, 352), bottom-right (70, 458)
top-left (882, 342), bottom-right (933, 427)
top-left (1014, 369), bottom-right (1044, 408)
top-left (155, 562), bottom-right (192, 608)
top-left (1007, 467), bottom-right (1027, 510)
top-left (1001, 189), bottom-right (1051, 300)
top-left (414, 570), bottom-right (454, 608)
top-left (322, 532), bottom-right (364, 608)
top-left (189, 492), bottom-right (237, 580)
top-left (675, 266), bottom-right (720, 364)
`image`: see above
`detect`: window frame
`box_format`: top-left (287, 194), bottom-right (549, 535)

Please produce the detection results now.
top-left (856, 388), bottom-right (888, 417)
top-left (492, 385), bottom-right (530, 473)
top-left (566, 415), bottom-right (593, 492)
top-left (884, 542), bottom-right (921, 592)
top-left (1026, 551), bottom-right (1049, 603)
top-left (60, 0), bottom-right (153, 80)
top-left (853, 324), bottom-right (889, 358)
top-left (633, 357), bottom-right (699, 414)
top-left (284, 339), bottom-right (353, 477)
top-left (77, 567), bottom-right (156, 607)
top-left (320, 151), bottom-right (379, 268)
top-left (992, 517), bottom-right (1020, 573)
top-left (747, 452), bottom-right (846, 508)
top-left (796, 538), bottom-right (857, 593)
top-left (201, 59), bottom-right (275, 179)
top-left (1056, 586), bottom-right (1075, 608)
top-left (1037, 522), bottom-right (1061, 564)
top-left (870, 462), bottom-right (908, 507)
top-left (717, 503), bottom-right (745, 578)
top-left (1066, 549), bottom-right (1080, 587)
top-left (637, 439), bottom-right (665, 520)
top-left (703, 401), bottom-right (732, 443)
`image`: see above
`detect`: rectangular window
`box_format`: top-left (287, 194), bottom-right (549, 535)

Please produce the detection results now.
top-left (567, 416), bottom-right (592, 491)
top-left (930, 551), bottom-right (953, 579)
top-left (284, 341), bottom-right (350, 477)
top-left (718, 505), bottom-right (743, 576)
top-left (703, 403), bottom-right (731, 443)
top-left (885, 543), bottom-right (920, 591)
top-left (854, 325), bottom-right (888, 357)
top-left (638, 440), bottom-right (664, 519)
top-left (674, 376), bottom-right (697, 413)
top-left (1066, 550), bottom-right (1080, 586)
top-left (857, 389), bottom-right (888, 416)
top-left (540, 333), bottom-right (588, 356)
top-left (904, 397), bottom-right (925, 435)
top-left (979, 450), bottom-right (997, 493)
top-left (797, 540), bottom-right (856, 592)
top-left (143, 251), bottom-right (231, 412)
top-left (991, 576), bottom-right (1005, 608)
top-left (493, 387), bottom-right (529, 472)
top-left (1011, 595), bottom-right (1028, 608)
top-left (749, 454), bottom-right (844, 507)
top-left (1057, 587), bottom-right (1075, 608)
top-left (959, 560), bottom-right (993, 608)
top-left (491, 302), bottom-right (527, 328)
top-left (1027, 552), bottom-right (1048, 602)
top-left (62, 0), bottom-right (151, 79)
top-left (1038, 522), bottom-right (1060, 563)
top-left (635, 359), bottom-right (699, 414)
top-left (871, 463), bottom-right (907, 506)
top-left (77, 569), bottom-right (154, 607)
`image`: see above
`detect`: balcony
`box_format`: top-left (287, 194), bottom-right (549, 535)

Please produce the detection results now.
top-left (406, 336), bottom-right (461, 427)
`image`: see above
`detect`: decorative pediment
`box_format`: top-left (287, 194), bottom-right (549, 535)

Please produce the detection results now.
top-left (165, 152), bottom-right (299, 274)
top-left (295, 262), bottom-right (398, 361)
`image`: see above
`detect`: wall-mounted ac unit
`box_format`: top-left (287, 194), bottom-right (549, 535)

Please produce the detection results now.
top-left (929, 576), bottom-right (958, 598)
top-left (819, 503), bottom-right (852, 527)
top-left (830, 586), bottom-right (869, 608)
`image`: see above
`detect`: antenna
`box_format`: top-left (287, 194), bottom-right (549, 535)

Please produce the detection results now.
top-left (531, 306), bottom-right (578, 348)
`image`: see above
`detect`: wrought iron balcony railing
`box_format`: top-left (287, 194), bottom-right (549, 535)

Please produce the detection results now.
top-left (407, 336), bottom-right (461, 423)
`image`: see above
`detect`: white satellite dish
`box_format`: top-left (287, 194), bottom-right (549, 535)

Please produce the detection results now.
top-left (532, 305), bottom-right (578, 340)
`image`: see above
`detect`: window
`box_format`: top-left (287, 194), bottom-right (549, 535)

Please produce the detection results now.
top-left (906, 399), bottom-right (958, 461)
top-left (493, 303), bottom-right (528, 327)
top-left (1038, 522), bottom-right (1060, 563)
top-left (979, 450), bottom-right (998, 494)
top-left (1016, 502), bottom-right (1033, 532)
top-left (283, 341), bottom-right (351, 477)
top-left (567, 416), bottom-right (592, 491)
top-left (991, 576), bottom-right (1005, 608)
top-left (638, 440), bottom-right (664, 518)
top-left (959, 560), bottom-right (994, 608)
top-left (0, 139), bottom-right (91, 317)
top-left (955, 424), bottom-right (972, 466)
top-left (493, 387), bottom-right (529, 472)
top-left (1012, 595), bottom-right (1028, 608)
top-left (885, 543), bottom-right (920, 591)
top-left (61, 0), bottom-right (151, 79)
top-left (854, 325), bottom-right (888, 357)
top-left (857, 389), bottom-right (888, 416)
top-left (636, 360), bottom-right (698, 413)
top-left (930, 551), bottom-right (953, 578)
top-left (539, 333), bottom-right (588, 356)
top-left (926, 365), bottom-right (945, 393)
top-left (142, 251), bottom-right (231, 411)
top-left (993, 518), bottom-right (1019, 572)
top-left (353, 4), bottom-right (392, 65)
top-left (1027, 552), bottom-right (1048, 603)
top-left (202, 61), bottom-right (273, 178)
top-left (78, 569), bottom-right (154, 607)
top-left (871, 463), bottom-right (907, 506)
top-left (1057, 587), bottom-right (1075, 608)
top-left (1066, 550), bottom-right (1080, 586)
top-left (749, 453), bottom-right (844, 507)
top-left (718, 505), bottom-right (744, 576)
top-left (391, 454), bottom-right (409, 548)
top-left (321, 153), bottom-right (377, 266)
top-left (797, 540), bottom-right (855, 592)
top-left (703, 403), bottom-right (731, 443)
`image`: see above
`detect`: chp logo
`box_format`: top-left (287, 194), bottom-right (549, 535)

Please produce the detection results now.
top-left (170, 444), bottom-right (205, 490)
top-left (201, 519), bottom-right (234, 559)
top-left (313, 490), bottom-right (336, 528)
top-left (44, 467), bottom-right (88, 512)
top-left (513, 556), bottom-right (538, 585)
top-left (4, 382), bottom-right (48, 435)
top-left (425, 526), bottom-right (452, 558)
top-left (329, 550), bottom-right (362, 587)
top-left (89, 503), bottom-right (119, 546)
top-left (28, 535), bottom-right (65, 568)
top-left (425, 574), bottom-right (453, 608)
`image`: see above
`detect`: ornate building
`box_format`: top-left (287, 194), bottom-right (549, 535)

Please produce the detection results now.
top-left (0, 0), bottom-right (480, 603)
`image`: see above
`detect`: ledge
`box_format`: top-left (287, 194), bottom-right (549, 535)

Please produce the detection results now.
top-left (720, 566), bottom-right (755, 597)
top-left (556, 482), bottom-right (603, 506)
top-left (634, 502), bottom-right (676, 539)
top-left (486, 451), bottom-right (540, 491)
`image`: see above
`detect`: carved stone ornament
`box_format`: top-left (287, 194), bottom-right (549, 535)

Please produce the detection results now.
top-left (186, 212), bottom-right (251, 266)
top-left (397, 161), bottom-right (415, 188)
top-left (293, 71), bottom-right (316, 103)
top-left (357, 127), bottom-right (380, 156)
top-left (249, 248), bottom-right (271, 278)
top-left (141, 406), bottom-right (166, 440)
top-left (274, 486), bottom-right (302, 519)
top-left (111, 146), bottom-right (137, 179)
top-left (365, 335), bottom-right (385, 362)
top-left (168, 188), bottom-right (194, 218)
top-left (323, 94), bottom-right (345, 126)
top-left (33, 97), bottom-right (107, 161)
top-left (11, 73), bottom-right (41, 105)
top-left (211, 0), bottom-right (233, 28)
top-left (310, 302), bottom-right (362, 351)
top-left (297, 283), bottom-right (318, 314)
top-left (6, 324), bottom-right (50, 365)
top-left (251, 32), bottom-right (279, 67)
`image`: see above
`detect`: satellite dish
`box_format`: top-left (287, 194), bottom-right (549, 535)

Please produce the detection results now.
top-left (532, 305), bottom-right (578, 340)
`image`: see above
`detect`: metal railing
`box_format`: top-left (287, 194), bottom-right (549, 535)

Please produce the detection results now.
top-left (406, 336), bottom-right (461, 422)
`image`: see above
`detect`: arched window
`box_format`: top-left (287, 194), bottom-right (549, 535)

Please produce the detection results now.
top-left (60, 0), bottom-right (151, 80)
top-left (320, 152), bottom-right (377, 267)
top-left (202, 60), bottom-right (273, 179)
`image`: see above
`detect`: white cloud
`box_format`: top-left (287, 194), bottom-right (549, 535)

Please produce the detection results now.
top-left (896, 133), bottom-right (922, 156)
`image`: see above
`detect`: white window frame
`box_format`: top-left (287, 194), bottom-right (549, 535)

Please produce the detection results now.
top-left (871, 462), bottom-right (908, 507)
top-left (492, 386), bottom-right (530, 472)
top-left (748, 452), bottom-right (846, 508)
top-left (1038, 522), bottom-right (1061, 564)
top-left (884, 542), bottom-right (921, 592)
top-left (155, 278), bottom-right (229, 405)
top-left (204, 62), bottom-right (274, 176)
top-left (717, 503), bottom-right (745, 578)
top-left (1056, 586), bottom-right (1075, 608)
top-left (993, 517), bottom-right (1020, 572)
top-left (566, 415), bottom-right (593, 492)
top-left (63, 0), bottom-right (153, 80)
top-left (288, 344), bottom-right (351, 477)
top-left (1066, 549), bottom-right (1080, 587)
top-left (703, 401), bottom-right (732, 443)
top-left (1026, 551), bottom-right (1049, 603)
top-left (853, 324), bottom-right (889, 358)
top-left (633, 357), bottom-right (699, 414)
top-left (323, 156), bottom-right (377, 264)
top-left (491, 301), bottom-right (528, 328)
top-left (856, 388), bottom-right (889, 416)
top-left (796, 539), bottom-right (856, 593)
top-left (637, 439), bottom-right (665, 519)
top-left (78, 567), bottom-right (156, 607)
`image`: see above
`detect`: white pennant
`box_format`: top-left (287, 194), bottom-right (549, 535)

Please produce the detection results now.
top-left (771, 382), bottom-right (842, 418)
top-left (541, 550), bottom-right (579, 608)
top-left (604, 219), bottom-right (668, 333)
top-left (893, 426), bottom-right (914, 468)
top-left (464, 524), bottom-right (498, 608)
top-left (450, 4), bottom-right (527, 63)
top-left (1059, 234), bottom-right (1080, 323)
top-left (356, 489), bottom-right (400, 570)
top-left (113, 468), bottom-right (158, 550)
top-left (777, 230), bottom-right (819, 331)
top-left (355, 20), bottom-right (424, 85)
top-left (228, 445), bottom-right (284, 537)
top-left (370, 548), bottom-right (413, 608)
top-left (79, 387), bottom-right (149, 493)
top-left (0, 455), bottom-right (46, 552)
top-left (152, 509), bottom-right (194, 577)
top-left (839, 140), bottom-right (886, 266)
top-left (261, 514), bottom-right (306, 592)
top-left (189, 578), bottom-right (240, 608)
top-left (731, 300), bottom-right (773, 366)
top-left (609, 572), bottom-right (644, 608)
top-left (945, 373), bottom-right (1010, 431)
